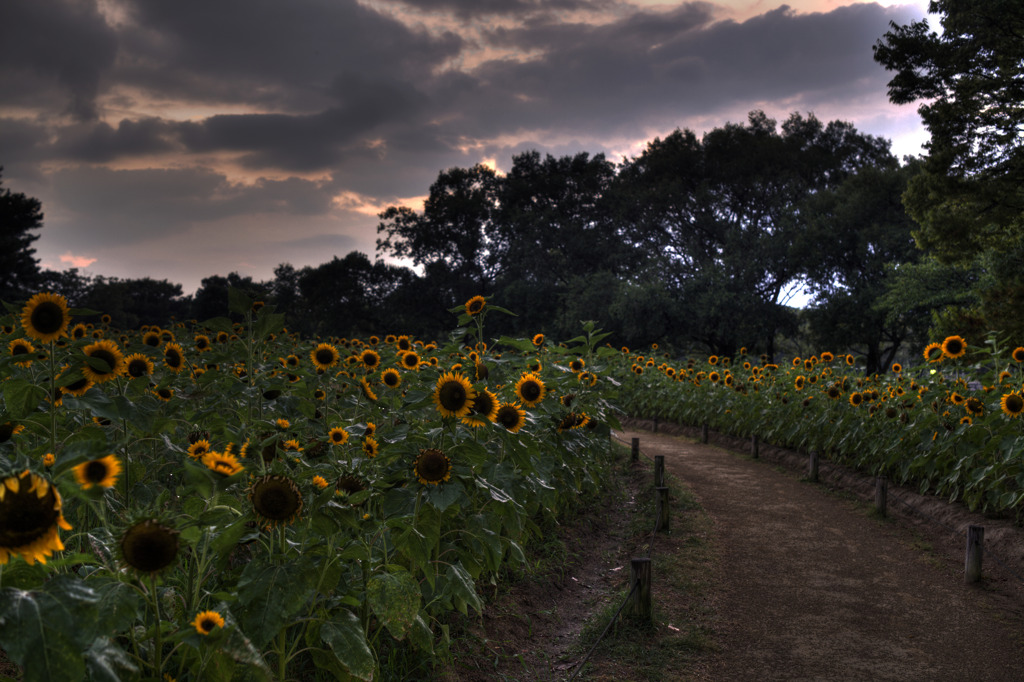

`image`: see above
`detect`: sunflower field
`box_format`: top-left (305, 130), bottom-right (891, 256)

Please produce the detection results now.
top-left (0, 290), bottom-right (622, 681)
top-left (614, 336), bottom-right (1024, 518)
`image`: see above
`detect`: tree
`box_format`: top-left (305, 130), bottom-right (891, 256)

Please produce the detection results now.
top-left (873, 0), bottom-right (1024, 259)
top-left (616, 111), bottom-right (893, 356)
top-left (0, 168), bottom-right (44, 301)
top-left (799, 163), bottom-right (923, 372)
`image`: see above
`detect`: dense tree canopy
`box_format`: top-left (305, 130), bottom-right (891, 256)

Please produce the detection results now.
top-left (0, 168), bottom-right (43, 301)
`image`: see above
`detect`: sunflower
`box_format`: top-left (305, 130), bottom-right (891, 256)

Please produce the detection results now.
top-left (0, 470), bottom-right (72, 565)
top-left (557, 412), bottom-right (590, 432)
top-left (188, 440), bottom-right (212, 460)
top-left (820, 352), bottom-right (834, 363)
top-left (396, 336), bottom-right (413, 352)
top-left (1000, 392), bottom-right (1024, 418)
top-left (364, 422), bottom-right (376, 437)
top-left (381, 368), bottom-right (402, 388)
top-left (191, 610), bottom-right (226, 635)
top-left (400, 351), bottom-right (420, 370)
top-left (708, 355), bottom-right (719, 366)
top-left (282, 439), bottom-right (303, 452)
top-left (310, 343), bottom-right (340, 371)
top-left (826, 385), bottom-right (842, 400)
top-left (708, 371), bottom-right (721, 384)
top-left (0, 422), bottom-right (25, 443)
top-left (42, 453), bottom-right (55, 468)
top-left (328, 427), bottom-right (350, 446)
top-left (359, 349), bottom-right (381, 371)
top-left (142, 330), bottom-right (162, 347)
top-left (433, 371), bottom-right (476, 418)
top-left (849, 392), bottom-right (864, 407)
top-left (20, 293), bottom-right (71, 344)
top-left (8, 338), bottom-right (35, 368)
top-left (527, 358), bottom-right (543, 373)
top-left (532, 334), bottom-right (544, 346)
top-left (1012, 347), bottom-right (1024, 363)
top-left (120, 519), bottom-right (179, 574)
top-left (153, 387), bottom-right (174, 402)
top-left (414, 449), bottom-right (452, 485)
top-left (59, 369), bottom-right (95, 397)
top-left (70, 323), bottom-right (88, 340)
top-left (941, 335), bottom-right (967, 360)
top-left (359, 377), bottom-right (378, 402)
top-left (311, 475), bottom-right (329, 490)
top-left (361, 436), bottom-right (379, 458)
top-left (892, 363), bottom-right (902, 373)
top-left (845, 354), bottom-right (855, 366)
top-left (202, 450), bottom-right (243, 476)
top-left (73, 455), bottom-right (122, 490)
top-left (124, 353), bottom-right (154, 379)
top-left (515, 372), bottom-right (546, 408)
top-left (462, 388), bottom-right (498, 428)
top-left (960, 416), bottom-right (972, 426)
top-left (163, 342), bottom-right (186, 373)
top-left (465, 295), bottom-right (486, 316)
top-left (81, 339), bottom-right (126, 384)
top-left (495, 402), bottom-right (527, 433)
top-left (249, 474), bottom-right (303, 527)
top-left (194, 335), bottom-right (212, 352)
top-left (569, 358), bottom-right (585, 373)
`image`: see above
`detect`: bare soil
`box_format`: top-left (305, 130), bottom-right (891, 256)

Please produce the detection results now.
top-left (439, 420), bottom-right (1024, 681)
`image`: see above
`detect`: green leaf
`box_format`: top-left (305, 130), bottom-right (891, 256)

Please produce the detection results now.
top-left (2, 378), bottom-right (45, 419)
top-left (444, 563), bottom-right (482, 616)
top-left (320, 610), bottom-right (376, 681)
top-left (408, 613), bottom-right (433, 654)
top-left (425, 482), bottom-right (462, 511)
top-left (367, 570), bottom-right (421, 640)
top-left (83, 637), bottom-right (138, 682)
top-left (235, 556), bottom-right (318, 648)
top-left (92, 580), bottom-right (141, 633)
top-left (227, 287), bottom-right (253, 316)
top-left (253, 311), bottom-right (286, 341)
top-left (0, 577), bottom-right (101, 682)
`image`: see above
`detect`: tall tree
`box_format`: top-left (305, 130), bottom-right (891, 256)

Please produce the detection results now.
top-left (874, 0), bottom-right (1024, 339)
top-left (0, 168), bottom-right (44, 301)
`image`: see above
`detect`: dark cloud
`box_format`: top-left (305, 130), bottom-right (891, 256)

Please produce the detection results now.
top-left (382, 0), bottom-right (613, 19)
top-left (52, 118), bottom-right (179, 163)
top-left (0, 0), bottom-right (117, 119)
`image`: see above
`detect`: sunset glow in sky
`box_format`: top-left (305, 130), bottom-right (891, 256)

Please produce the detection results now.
top-left (2, 0), bottom-right (932, 293)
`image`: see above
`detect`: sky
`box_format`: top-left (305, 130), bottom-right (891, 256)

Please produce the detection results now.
top-left (1, 0), bottom-right (933, 295)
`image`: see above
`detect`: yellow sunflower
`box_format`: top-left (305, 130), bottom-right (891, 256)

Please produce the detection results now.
top-left (361, 436), bottom-right (379, 458)
top-left (462, 387), bottom-right (499, 428)
top-left (465, 295), bottom-right (486, 316)
top-left (1012, 347), bottom-right (1024, 363)
top-left (1000, 392), bottom-right (1024, 418)
top-left (328, 427), bottom-right (350, 446)
top-left (941, 335), bottom-right (967, 360)
top-left (191, 610), bottom-right (226, 635)
top-left (202, 450), bottom-right (243, 476)
top-left (532, 334), bottom-right (544, 346)
top-left (8, 338), bottom-right (36, 368)
top-left (187, 440), bottom-right (212, 460)
top-left (359, 348), bottom-right (381, 371)
top-left (81, 339), bottom-right (126, 384)
top-left (73, 455), bottom-right (122, 490)
top-left (514, 372), bottom-right (546, 408)
top-left (0, 470), bottom-right (72, 565)
top-left (495, 402), bottom-right (527, 433)
top-left (310, 343), bottom-right (340, 371)
top-left (20, 293), bottom-right (71, 344)
top-left (433, 371), bottom-right (476, 418)
top-left (381, 368), bottom-right (402, 388)
top-left (124, 353), bottom-right (154, 379)
top-left (163, 342), bottom-right (186, 373)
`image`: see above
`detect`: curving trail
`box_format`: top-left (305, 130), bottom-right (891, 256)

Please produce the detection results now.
top-left (617, 425), bottom-right (1024, 681)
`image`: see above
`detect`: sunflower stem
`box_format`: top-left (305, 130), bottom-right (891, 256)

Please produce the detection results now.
top-left (47, 340), bottom-right (57, 456)
top-left (150, 574), bottom-right (163, 677)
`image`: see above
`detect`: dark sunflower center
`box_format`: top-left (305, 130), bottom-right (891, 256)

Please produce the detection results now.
top-left (384, 373), bottom-right (399, 386)
top-left (417, 451), bottom-right (449, 481)
top-left (403, 355), bottom-right (417, 368)
top-left (85, 460), bottom-right (110, 483)
top-left (468, 300), bottom-right (484, 314)
top-left (200, 617), bottom-right (218, 632)
top-left (336, 476), bottom-right (365, 495)
top-left (253, 479), bottom-right (301, 520)
top-left (158, 388), bottom-right (172, 399)
top-left (1008, 395), bottom-right (1024, 413)
top-left (497, 407), bottom-right (520, 429)
top-left (127, 359), bottom-right (148, 377)
top-left (520, 381), bottom-right (541, 401)
top-left (945, 340), bottom-right (963, 354)
top-left (145, 335), bottom-right (160, 347)
top-left (121, 521), bottom-right (178, 572)
top-left (438, 381), bottom-right (468, 410)
top-left (166, 349), bottom-right (182, 367)
top-left (315, 349), bottom-right (334, 364)
top-left (12, 344), bottom-right (29, 356)
top-left (30, 302), bottom-right (66, 335)
top-left (364, 354), bottom-right (379, 367)
top-left (0, 481), bottom-right (59, 547)
top-left (473, 393), bottom-right (495, 416)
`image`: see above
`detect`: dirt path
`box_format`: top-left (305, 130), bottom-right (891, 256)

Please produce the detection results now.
top-left (618, 424), bottom-right (1024, 681)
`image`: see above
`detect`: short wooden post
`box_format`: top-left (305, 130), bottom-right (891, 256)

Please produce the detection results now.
top-left (652, 415), bottom-right (659, 433)
top-left (808, 450), bottom-right (819, 482)
top-left (874, 476), bottom-right (888, 516)
top-left (656, 486), bottom-right (670, 532)
top-left (965, 525), bottom-right (984, 584)
top-left (631, 437), bottom-right (639, 462)
top-left (628, 557), bottom-right (652, 622)
top-left (653, 455), bottom-right (665, 488)
top-left (701, 422), bottom-right (709, 444)
top-left (751, 434), bottom-right (759, 459)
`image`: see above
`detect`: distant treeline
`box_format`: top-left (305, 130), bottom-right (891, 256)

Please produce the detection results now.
top-left (0, 112), bottom-right (987, 373)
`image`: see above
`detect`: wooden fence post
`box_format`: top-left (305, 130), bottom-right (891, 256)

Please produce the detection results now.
top-left (808, 450), bottom-right (819, 482)
top-left (874, 477), bottom-right (887, 516)
top-left (628, 558), bottom-right (652, 622)
top-left (631, 437), bottom-right (639, 463)
top-left (652, 415), bottom-right (659, 433)
top-left (965, 525), bottom-right (984, 584)
top-left (654, 455), bottom-right (665, 488)
top-left (656, 486), bottom-right (670, 532)
top-left (751, 434), bottom-right (759, 459)
top-left (701, 422), bottom-right (709, 444)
